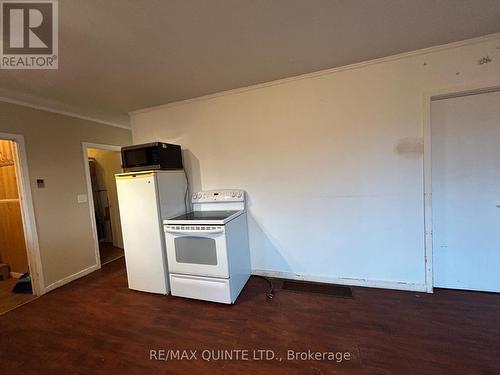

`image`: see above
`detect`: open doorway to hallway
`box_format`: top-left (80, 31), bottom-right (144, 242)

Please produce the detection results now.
top-left (0, 140), bottom-right (37, 314)
top-left (86, 147), bottom-right (124, 265)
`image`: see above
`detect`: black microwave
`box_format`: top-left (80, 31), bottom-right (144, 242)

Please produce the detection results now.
top-left (121, 142), bottom-right (183, 172)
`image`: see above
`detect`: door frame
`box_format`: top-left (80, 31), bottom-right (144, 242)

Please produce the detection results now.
top-left (0, 132), bottom-right (44, 296)
top-left (82, 142), bottom-right (122, 270)
top-left (422, 80), bottom-right (500, 293)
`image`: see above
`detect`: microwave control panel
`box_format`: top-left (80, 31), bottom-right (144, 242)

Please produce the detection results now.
top-left (192, 189), bottom-right (244, 203)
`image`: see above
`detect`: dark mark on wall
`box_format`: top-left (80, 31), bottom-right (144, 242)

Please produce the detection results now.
top-left (478, 56), bottom-right (492, 65)
top-left (394, 138), bottom-right (423, 158)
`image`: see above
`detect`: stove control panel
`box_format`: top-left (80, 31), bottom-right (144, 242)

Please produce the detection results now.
top-left (165, 225), bottom-right (224, 234)
top-left (192, 189), bottom-right (245, 203)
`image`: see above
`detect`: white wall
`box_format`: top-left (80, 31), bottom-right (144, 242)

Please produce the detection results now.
top-left (131, 34), bottom-right (500, 291)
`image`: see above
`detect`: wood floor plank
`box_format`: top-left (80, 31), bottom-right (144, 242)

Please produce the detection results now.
top-left (0, 277), bottom-right (37, 315)
top-left (0, 259), bottom-right (498, 374)
top-left (99, 242), bottom-right (124, 265)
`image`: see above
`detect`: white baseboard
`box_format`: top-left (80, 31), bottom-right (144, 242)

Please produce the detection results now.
top-left (10, 272), bottom-right (24, 279)
top-left (44, 264), bottom-right (100, 293)
top-left (251, 269), bottom-right (428, 293)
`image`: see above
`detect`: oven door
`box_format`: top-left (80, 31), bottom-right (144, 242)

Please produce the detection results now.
top-left (164, 225), bottom-right (229, 278)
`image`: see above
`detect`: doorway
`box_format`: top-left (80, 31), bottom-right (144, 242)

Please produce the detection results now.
top-left (0, 140), bottom-right (37, 314)
top-left (83, 144), bottom-right (124, 266)
top-left (431, 89), bottom-right (500, 292)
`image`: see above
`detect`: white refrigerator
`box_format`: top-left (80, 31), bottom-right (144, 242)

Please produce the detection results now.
top-left (115, 170), bottom-right (186, 294)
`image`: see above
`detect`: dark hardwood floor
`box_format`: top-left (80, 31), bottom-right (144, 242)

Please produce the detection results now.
top-left (0, 259), bottom-right (499, 374)
top-left (0, 276), bottom-right (37, 315)
top-left (99, 242), bottom-right (124, 265)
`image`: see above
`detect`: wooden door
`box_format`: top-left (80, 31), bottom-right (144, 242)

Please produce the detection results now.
top-left (0, 141), bottom-right (28, 274)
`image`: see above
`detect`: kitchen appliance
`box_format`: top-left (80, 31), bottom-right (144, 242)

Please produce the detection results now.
top-left (115, 170), bottom-right (186, 294)
top-left (164, 190), bottom-right (251, 304)
top-left (121, 142), bottom-right (183, 172)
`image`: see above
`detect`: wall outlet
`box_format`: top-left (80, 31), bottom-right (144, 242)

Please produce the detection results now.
top-left (77, 194), bottom-right (88, 203)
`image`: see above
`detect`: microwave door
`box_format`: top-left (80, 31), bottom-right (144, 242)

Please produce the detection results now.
top-left (124, 148), bottom-right (147, 167)
top-left (123, 146), bottom-right (160, 169)
top-left (165, 229), bottom-right (229, 278)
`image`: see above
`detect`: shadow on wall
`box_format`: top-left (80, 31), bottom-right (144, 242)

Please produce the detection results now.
top-left (182, 149), bottom-right (202, 192)
top-left (181, 148), bottom-right (291, 274)
top-left (246, 203), bottom-right (292, 274)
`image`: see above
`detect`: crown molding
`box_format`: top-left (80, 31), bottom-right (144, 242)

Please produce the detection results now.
top-left (130, 32), bottom-right (500, 116)
top-left (0, 96), bottom-right (131, 129)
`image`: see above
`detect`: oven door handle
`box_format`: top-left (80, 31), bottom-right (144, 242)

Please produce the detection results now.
top-left (164, 228), bottom-right (224, 235)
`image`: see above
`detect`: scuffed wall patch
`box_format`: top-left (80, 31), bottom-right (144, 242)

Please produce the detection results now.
top-left (478, 56), bottom-right (493, 65)
top-left (394, 137), bottom-right (423, 158)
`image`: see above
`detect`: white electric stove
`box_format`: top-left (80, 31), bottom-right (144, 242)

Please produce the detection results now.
top-left (163, 189), bottom-right (251, 304)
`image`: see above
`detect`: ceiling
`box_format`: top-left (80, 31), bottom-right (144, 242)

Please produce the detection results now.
top-left (1, 0), bottom-right (500, 127)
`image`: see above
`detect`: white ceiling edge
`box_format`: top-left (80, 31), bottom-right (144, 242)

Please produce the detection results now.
top-left (130, 31), bottom-right (500, 117)
top-left (1, 31), bottom-right (499, 129)
top-left (0, 95), bottom-right (130, 129)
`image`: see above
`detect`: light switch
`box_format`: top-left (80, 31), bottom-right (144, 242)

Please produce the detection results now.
top-left (77, 194), bottom-right (88, 203)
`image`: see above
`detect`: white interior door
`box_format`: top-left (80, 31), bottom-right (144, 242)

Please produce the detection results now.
top-left (431, 90), bottom-right (500, 292)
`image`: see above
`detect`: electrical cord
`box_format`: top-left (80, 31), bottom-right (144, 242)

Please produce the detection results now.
top-left (254, 275), bottom-right (274, 299)
top-left (183, 168), bottom-right (190, 214)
